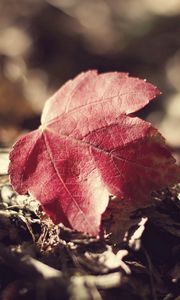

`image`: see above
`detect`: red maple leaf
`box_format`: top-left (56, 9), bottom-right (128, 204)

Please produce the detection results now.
top-left (8, 71), bottom-right (180, 236)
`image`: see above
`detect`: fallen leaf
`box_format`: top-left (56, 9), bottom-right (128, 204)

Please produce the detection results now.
top-left (8, 71), bottom-right (180, 236)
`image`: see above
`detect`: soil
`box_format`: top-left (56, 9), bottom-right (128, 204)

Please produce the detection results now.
top-left (0, 150), bottom-right (180, 300)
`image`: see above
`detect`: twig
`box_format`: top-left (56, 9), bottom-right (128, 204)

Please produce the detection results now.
top-left (142, 246), bottom-right (158, 300)
top-left (0, 243), bottom-right (62, 280)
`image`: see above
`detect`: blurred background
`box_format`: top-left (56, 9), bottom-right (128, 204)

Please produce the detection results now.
top-left (0, 0), bottom-right (180, 160)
